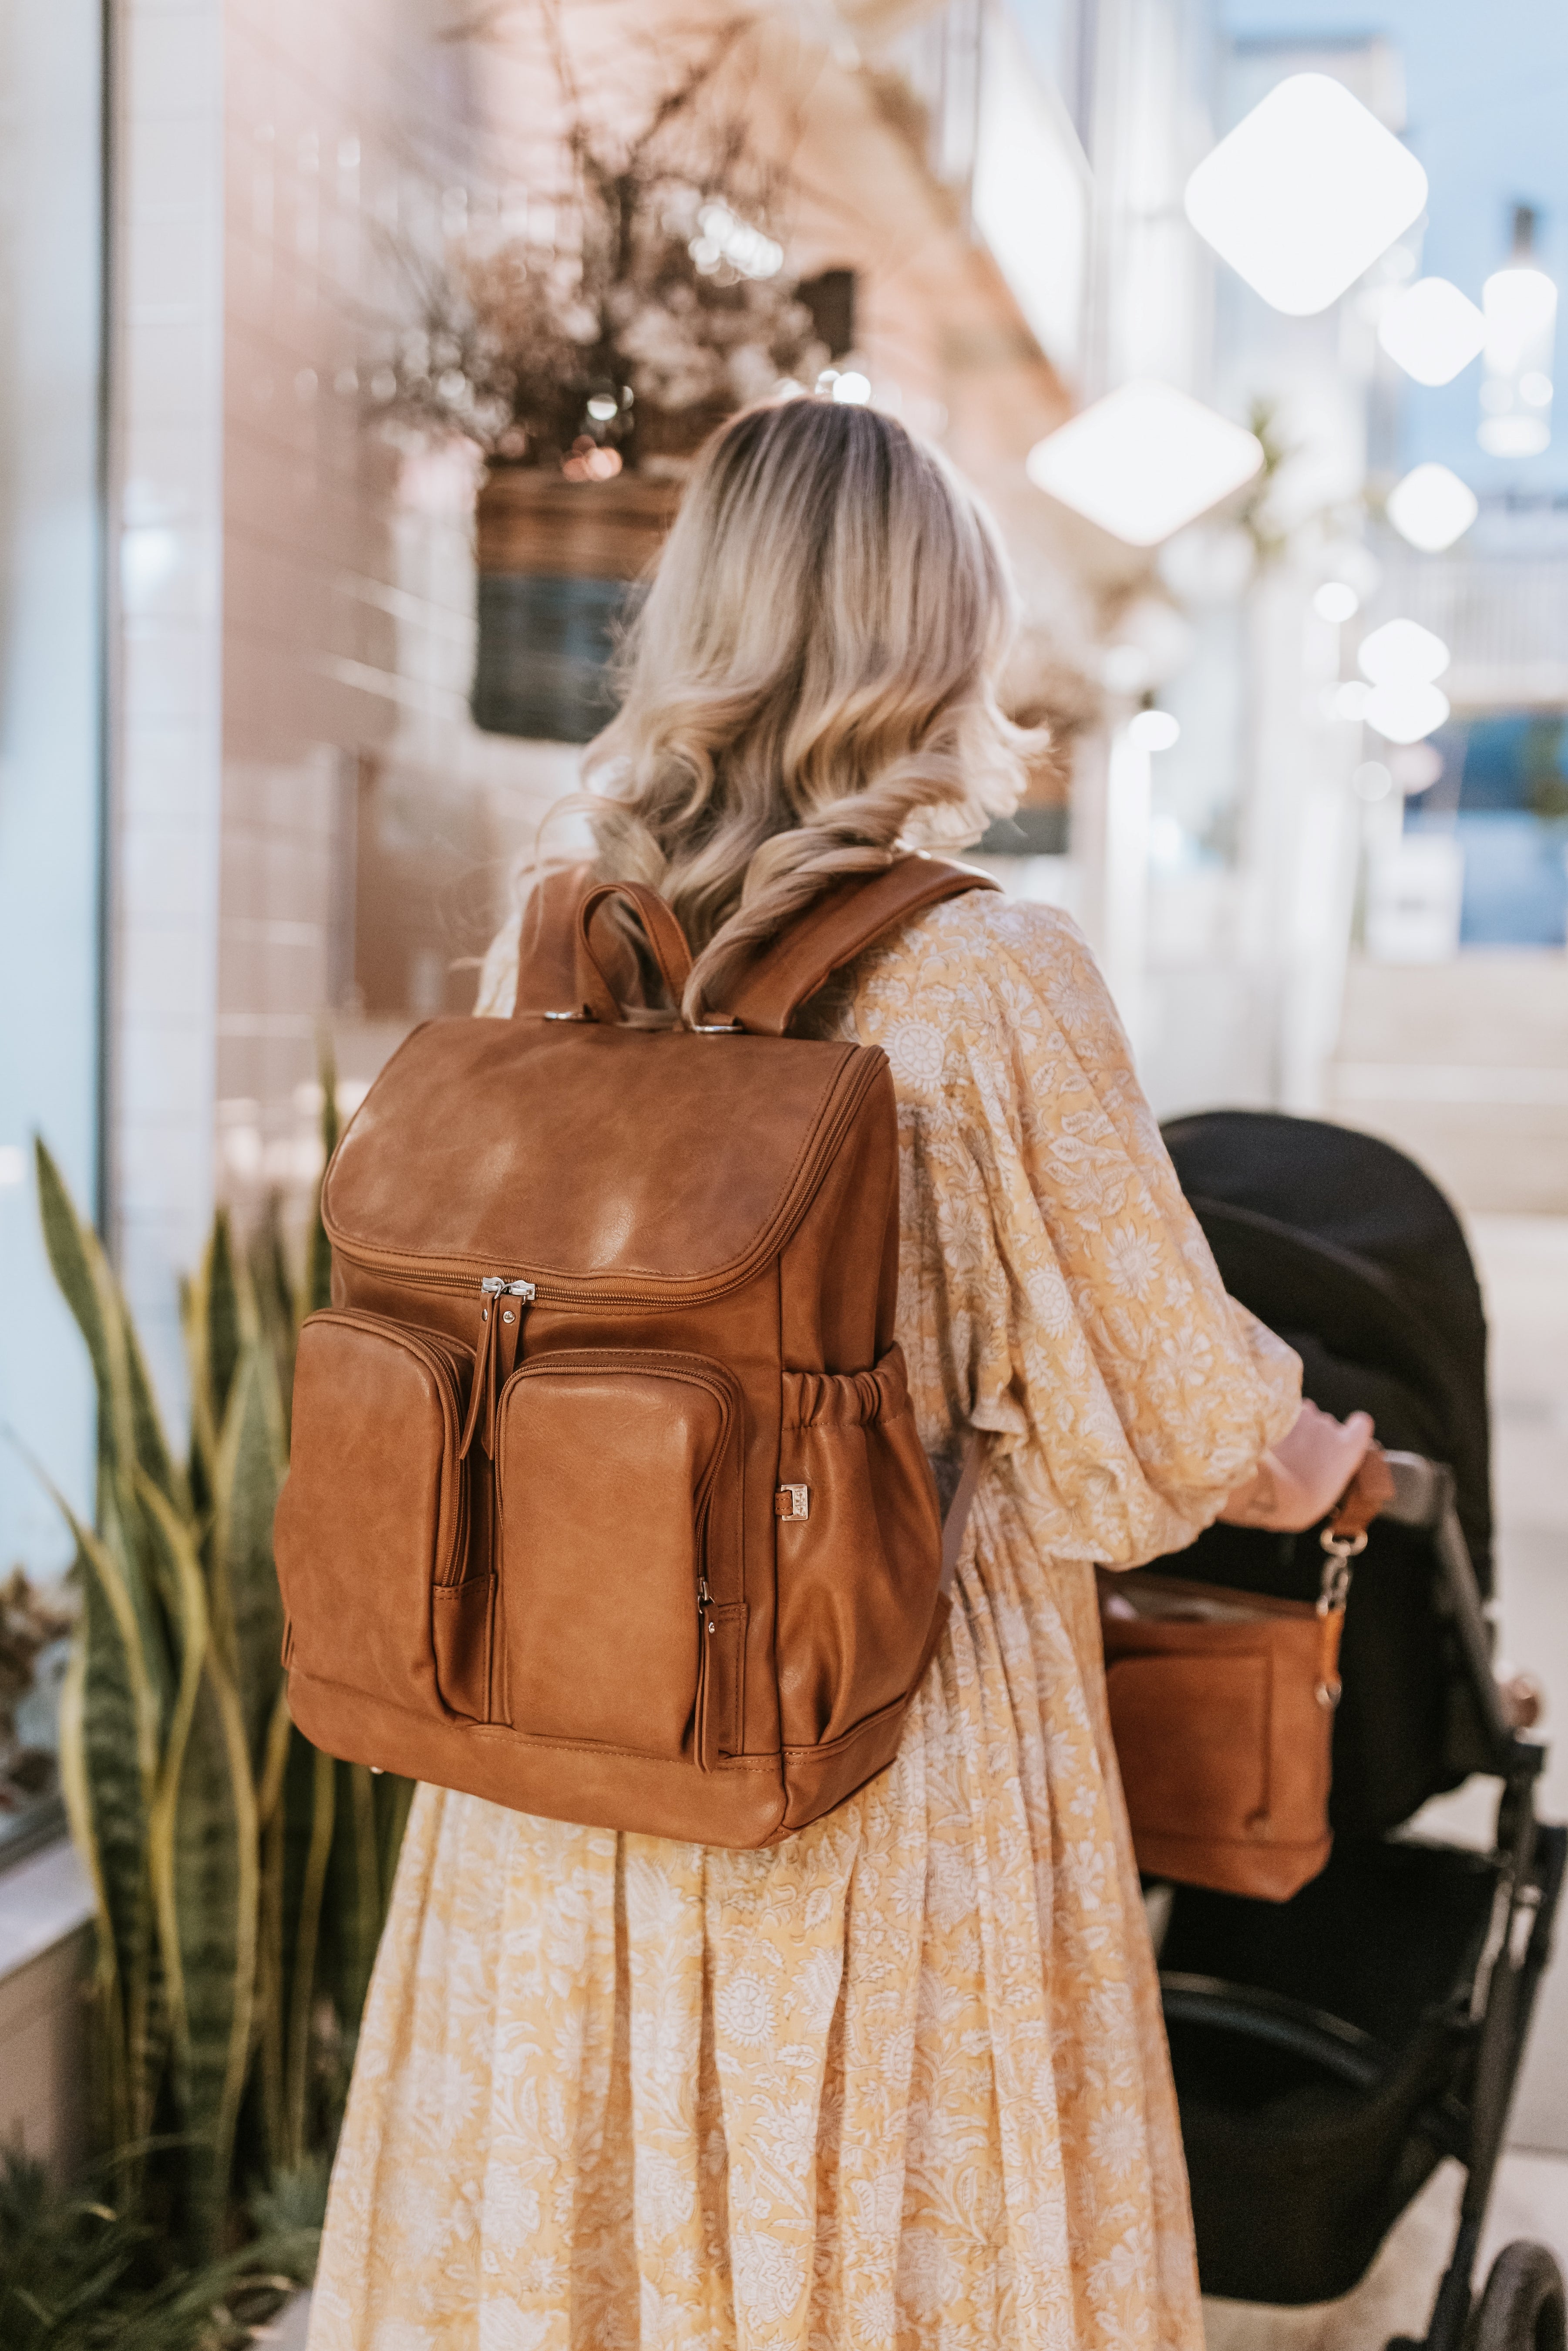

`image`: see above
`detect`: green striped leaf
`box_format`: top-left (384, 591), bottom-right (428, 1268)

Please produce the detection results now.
top-left (211, 1347), bottom-right (286, 1774)
top-left (280, 1735), bottom-right (336, 2170)
top-left (139, 1478), bottom-right (259, 2259)
top-left (326, 1762), bottom-right (383, 2033)
top-left (54, 1499), bottom-right (166, 2154)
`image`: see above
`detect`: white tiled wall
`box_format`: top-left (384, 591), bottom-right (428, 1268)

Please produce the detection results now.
top-left (111, 0), bottom-right (571, 1417)
top-left (217, 0), bottom-right (571, 1207)
top-left (0, 0), bottom-right (106, 1569)
top-left (111, 0), bottom-right (225, 1423)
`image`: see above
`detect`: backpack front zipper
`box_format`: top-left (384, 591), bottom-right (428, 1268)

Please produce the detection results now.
top-left (459, 1274), bottom-right (537, 1459)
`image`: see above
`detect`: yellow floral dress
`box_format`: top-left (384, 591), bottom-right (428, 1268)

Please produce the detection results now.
top-left (308, 890), bottom-right (1301, 2351)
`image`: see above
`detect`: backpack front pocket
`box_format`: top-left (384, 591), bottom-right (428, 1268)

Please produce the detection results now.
top-left (776, 1344), bottom-right (943, 1751)
top-left (276, 1310), bottom-right (474, 1719)
top-left (494, 1351), bottom-right (743, 1760)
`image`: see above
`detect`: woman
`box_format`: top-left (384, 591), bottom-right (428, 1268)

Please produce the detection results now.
top-left (309, 398), bottom-right (1371, 2350)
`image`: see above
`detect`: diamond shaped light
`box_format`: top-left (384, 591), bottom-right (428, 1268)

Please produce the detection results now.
top-left (1386, 463), bottom-right (1479, 553)
top-left (1025, 380), bottom-right (1265, 548)
top-left (1378, 278), bottom-right (1487, 386)
top-left (1363, 681), bottom-right (1450, 744)
top-left (1358, 618), bottom-right (1450, 686)
top-left (1184, 73), bottom-right (1428, 317)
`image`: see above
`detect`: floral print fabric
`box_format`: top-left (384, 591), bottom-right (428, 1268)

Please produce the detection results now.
top-left (309, 892), bottom-right (1301, 2351)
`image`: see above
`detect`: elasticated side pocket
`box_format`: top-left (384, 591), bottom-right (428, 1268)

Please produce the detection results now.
top-left (775, 1343), bottom-right (943, 1751)
top-left (275, 1310), bottom-right (472, 1720)
top-left (495, 1351), bottom-right (742, 1759)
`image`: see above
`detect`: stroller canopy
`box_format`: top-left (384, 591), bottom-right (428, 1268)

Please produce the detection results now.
top-left (1162, 1110), bottom-right (1492, 1595)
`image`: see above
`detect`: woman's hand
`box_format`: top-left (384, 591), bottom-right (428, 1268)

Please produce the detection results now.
top-left (1219, 1401), bottom-right (1377, 1534)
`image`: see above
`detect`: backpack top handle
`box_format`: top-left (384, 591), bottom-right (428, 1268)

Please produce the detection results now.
top-left (513, 854), bottom-right (997, 1030)
top-left (572, 879), bottom-right (694, 1023)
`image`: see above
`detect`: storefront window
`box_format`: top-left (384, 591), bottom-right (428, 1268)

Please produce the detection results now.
top-left (0, 0), bottom-right (105, 1864)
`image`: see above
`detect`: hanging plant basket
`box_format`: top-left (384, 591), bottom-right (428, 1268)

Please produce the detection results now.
top-left (471, 467), bottom-right (687, 743)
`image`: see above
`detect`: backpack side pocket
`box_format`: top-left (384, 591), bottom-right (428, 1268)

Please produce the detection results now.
top-left (776, 1343), bottom-right (943, 1751)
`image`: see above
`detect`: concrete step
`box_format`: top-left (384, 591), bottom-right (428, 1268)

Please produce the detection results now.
top-left (1327, 953), bottom-right (1568, 1214)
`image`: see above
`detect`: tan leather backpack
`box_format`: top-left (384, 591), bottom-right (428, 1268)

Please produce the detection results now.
top-left (275, 854), bottom-right (996, 1848)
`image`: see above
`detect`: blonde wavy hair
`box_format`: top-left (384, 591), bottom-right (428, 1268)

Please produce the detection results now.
top-left (549, 396), bottom-right (1035, 1025)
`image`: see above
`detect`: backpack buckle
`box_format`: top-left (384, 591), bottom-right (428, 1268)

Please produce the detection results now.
top-left (774, 1484), bottom-right (811, 1520)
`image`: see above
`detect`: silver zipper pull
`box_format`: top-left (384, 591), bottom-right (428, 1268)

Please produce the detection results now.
top-left (464, 1277), bottom-right (536, 1458)
top-left (480, 1275), bottom-right (537, 1320)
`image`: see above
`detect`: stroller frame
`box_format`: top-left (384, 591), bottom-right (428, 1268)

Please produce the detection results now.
top-left (1158, 1449), bottom-right (1565, 2350)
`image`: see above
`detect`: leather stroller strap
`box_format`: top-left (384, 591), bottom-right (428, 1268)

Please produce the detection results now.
top-left (1328, 1442), bottom-right (1395, 1543)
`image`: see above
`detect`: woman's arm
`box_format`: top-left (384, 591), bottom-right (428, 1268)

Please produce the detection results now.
top-left (1218, 1400), bottom-right (1376, 1534)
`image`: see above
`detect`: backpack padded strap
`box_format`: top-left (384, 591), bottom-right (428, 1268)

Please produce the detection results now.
top-left (710, 855), bottom-right (1001, 1035)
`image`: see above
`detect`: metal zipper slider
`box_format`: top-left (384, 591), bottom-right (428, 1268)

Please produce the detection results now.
top-left (462, 1277), bottom-right (536, 1458)
top-left (480, 1275), bottom-right (537, 1317)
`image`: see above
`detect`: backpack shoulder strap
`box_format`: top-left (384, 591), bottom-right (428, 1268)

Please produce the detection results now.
top-left (711, 854), bottom-right (1001, 1036)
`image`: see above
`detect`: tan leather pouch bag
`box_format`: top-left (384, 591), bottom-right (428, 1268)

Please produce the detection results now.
top-left (1098, 1554), bottom-right (1351, 1903)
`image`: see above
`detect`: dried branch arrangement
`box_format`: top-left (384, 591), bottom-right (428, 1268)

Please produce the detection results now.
top-left (377, 3), bottom-right (825, 473)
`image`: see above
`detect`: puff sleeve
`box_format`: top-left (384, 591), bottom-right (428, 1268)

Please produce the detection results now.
top-left (851, 892), bottom-right (1302, 1567)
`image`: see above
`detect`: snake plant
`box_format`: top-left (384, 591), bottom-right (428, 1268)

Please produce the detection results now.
top-left (0, 2139), bottom-right (317, 2350)
top-left (34, 1088), bottom-right (412, 2267)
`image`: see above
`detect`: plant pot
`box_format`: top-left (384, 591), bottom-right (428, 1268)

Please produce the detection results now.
top-left (472, 469), bottom-right (685, 744)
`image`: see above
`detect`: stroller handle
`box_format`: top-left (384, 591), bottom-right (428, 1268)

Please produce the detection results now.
top-left (1378, 1449), bottom-right (1454, 1532)
top-left (1372, 1452), bottom-right (1541, 1761)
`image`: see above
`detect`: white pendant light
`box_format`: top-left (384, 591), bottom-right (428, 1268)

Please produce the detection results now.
top-left (1386, 462), bottom-right (1479, 553)
top-left (1377, 278), bottom-right (1487, 386)
top-left (1351, 616), bottom-right (1452, 744)
top-left (1128, 709), bottom-right (1181, 751)
top-left (1478, 259), bottom-right (1556, 457)
top-left (1184, 72), bottom-right (1428, 318)
top-left (1313, 581), bottom-right (1361, 623)
top-left (1026, 380), bottom-right (1265, 547)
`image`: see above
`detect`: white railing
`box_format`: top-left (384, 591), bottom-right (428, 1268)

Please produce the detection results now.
top-left (1373, 548), bottom-right (1568, 708)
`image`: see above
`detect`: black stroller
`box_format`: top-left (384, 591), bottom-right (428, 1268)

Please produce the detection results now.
top-left (1145, 1111), bottom-right (1565, 2351)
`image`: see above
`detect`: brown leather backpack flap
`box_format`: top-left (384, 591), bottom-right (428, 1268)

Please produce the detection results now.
top-left (322, 1020), bottom-right (884, 1293)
